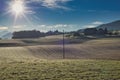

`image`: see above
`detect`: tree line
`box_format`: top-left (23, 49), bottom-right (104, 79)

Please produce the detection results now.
top-left (12, 30), bottom-right (62, 39)
top-left (68, 27), bottom-right (120, 38)
top-left (83, 28), bottom-right (120, 36)
top-left (84, 28), bottom-right (108, 35)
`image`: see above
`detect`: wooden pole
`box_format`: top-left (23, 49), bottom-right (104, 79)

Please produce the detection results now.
top-left (63, 30), bottom-right (65, 59)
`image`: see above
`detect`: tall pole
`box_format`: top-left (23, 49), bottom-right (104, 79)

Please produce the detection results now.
top-left (63, 30), bottom-right (65, 59)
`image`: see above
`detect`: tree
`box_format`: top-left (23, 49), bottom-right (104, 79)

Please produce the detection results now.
top-left (73, 32), bottom-right (80, 37)
top-left (104, 27), bottom-right (108, 34)
top-left (97, 28), bottom-right (105, 35)
top-left (114, 31), bottom-right (119, 35)
top-left (84, 28), bottom-right (97, 35)
top-left (12, 30), bottom-right (45, 39)
top-left (108, 32), bottom-right (113, 36)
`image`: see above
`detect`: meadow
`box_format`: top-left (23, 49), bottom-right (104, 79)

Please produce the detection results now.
top-left (0, 35), bottom-right (120, 80)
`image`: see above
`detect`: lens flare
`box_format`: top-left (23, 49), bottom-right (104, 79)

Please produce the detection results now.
top-left (5, 0), bottom-right (35, 31)
top-left (11, 0), bottom-right (25, 16)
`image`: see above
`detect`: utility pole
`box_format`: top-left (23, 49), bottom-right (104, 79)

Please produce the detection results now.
top-left (63, 30), bottom-right (65, 59)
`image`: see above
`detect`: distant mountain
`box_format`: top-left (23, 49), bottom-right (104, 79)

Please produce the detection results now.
top-left (0, 31), bottom-right (12, 39)
top-left (97, 20), bottom-right (120, 31)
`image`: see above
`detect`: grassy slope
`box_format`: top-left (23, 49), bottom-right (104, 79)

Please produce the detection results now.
top-left (0, 60), bottom-right (120, 80)
top-left (0, 36), bottom-right (120, 80)
top-left (0, 37), bottom-right (120, 60)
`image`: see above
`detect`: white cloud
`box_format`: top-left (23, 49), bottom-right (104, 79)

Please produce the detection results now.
top-left (38, 25), bottom-right (46, 28)
top-left (83, 21), bottom-right (104, 28)
top-left (53, 24), bottom-right (68, 28)
top-left (37, 24), bottom-right (74, 28)
top-left (28, 0), bottom-right (72, 10)
top-left (26, 10), bottom-right (36, 14)
top-left (0, 27), bottom-right (8, 30)
top-left (92, 21), bottom-right (104, 25)
top-left (12, 25), bottom-right (27, 31)
top-left (36, 24), bottom-right (74, 32)
top-left (13, 25), bottom-right (23, 29)
top-left (83, 25), bottom-right (96, 28)
top-left (10, 24), bottom-right (75, 32)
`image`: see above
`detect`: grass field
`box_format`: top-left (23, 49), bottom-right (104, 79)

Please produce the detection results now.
top-left (0, 60), bottom-right (120, 80)
top-left (0, 36), bottom-right (120, 80)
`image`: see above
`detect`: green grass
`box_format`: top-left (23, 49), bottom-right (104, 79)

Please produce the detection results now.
top-left (0, 60), bottom-right (120, 80)
top-left (0, 37), bottom-right (120, 80)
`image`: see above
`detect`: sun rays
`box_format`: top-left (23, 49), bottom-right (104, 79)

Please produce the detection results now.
top-left (5, 0), bottom-right (35, 31)
top-left (11, 0), bottom-right (25, 16)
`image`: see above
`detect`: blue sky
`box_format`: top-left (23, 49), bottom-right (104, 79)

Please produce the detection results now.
top-left (0, 0), bottom-right (120, 32)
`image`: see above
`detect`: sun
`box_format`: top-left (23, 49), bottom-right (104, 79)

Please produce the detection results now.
top-left (6, 0), bottom-right (34, 28)
top-left (11, 0), bottom-right (25, 16)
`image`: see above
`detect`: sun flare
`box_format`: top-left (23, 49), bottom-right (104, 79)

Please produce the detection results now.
top-left (7, 0), bottom-right (34, 28)
top-left (11, 0), bottom-right (25, 16)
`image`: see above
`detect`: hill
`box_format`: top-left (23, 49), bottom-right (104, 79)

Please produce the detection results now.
top-left (0, 36), bottom-right (120, 80)
top-left (0, 35), bottom-right (120, 60)
top-left (97, 20), bottom-right (120, 30)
